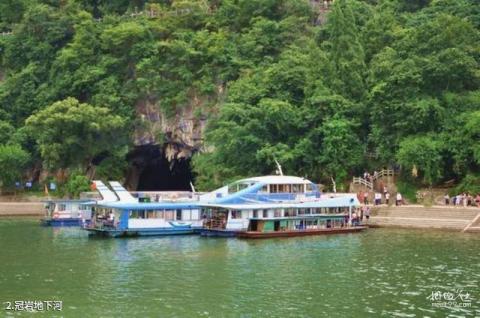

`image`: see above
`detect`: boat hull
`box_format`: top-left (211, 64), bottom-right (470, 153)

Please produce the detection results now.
top-left (85, 226), bottom-right (197, 238)
top-left (41, 218), bottom-right (86, 227)
top-left (237, 226), bottom-right (368, 239)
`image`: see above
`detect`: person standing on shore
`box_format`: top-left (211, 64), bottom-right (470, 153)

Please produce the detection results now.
top-left (365, 206), bottom-right (371, 223)
top-left (385, 192), bottom-right (390, 205)
top-left (374, 192), bottom-right (381, 205)
top-left (444, 193), bottom-right (450, 205)
top-left (363, 192), bottom-right (369, 205)
top-left (396, 192), bottom-right (402, 206)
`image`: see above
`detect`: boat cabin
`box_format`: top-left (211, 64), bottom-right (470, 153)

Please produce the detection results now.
top-left (86, 202), bottom-right (203, 237)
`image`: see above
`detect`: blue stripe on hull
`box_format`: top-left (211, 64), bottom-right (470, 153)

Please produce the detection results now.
top-left (41, 218), bottom-right (84, 227)
top-left (199, 229), bottom-right (239, 237)
top-left (86, 227), bottom-right (195, 238)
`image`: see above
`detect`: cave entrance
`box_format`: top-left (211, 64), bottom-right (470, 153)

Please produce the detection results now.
top-left (128, 145), bottom-right (194, 191)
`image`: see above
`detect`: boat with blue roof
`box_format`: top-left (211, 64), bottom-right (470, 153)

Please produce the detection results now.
top-left (41, 199), bottom-right (95, 226)
top-left (41, 180), bottom-right (119, 227)
top-left (198, 175), bottom-right (366, 238)
top-left (84, 175), bottom-right (366, 238)
top-left (84, 181), bottom-right (203, 237)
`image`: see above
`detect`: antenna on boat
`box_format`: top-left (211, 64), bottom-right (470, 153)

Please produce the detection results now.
top-left (274, 157), bottom-right (284, 176)
top-left (190, 182), bottom-right (196, 193)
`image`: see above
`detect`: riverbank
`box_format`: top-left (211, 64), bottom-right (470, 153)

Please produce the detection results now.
top-left (370, 205), bottom-right (480, 233)
top-left (0, 202), bottom-right (44, 217)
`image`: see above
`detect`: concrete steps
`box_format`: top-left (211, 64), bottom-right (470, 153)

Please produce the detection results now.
top-left (369, 206), bottom-right (480, 231)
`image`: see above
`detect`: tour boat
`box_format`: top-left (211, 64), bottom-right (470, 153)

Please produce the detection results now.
top-left (41, 199), bottom-right (95, 226)
top-left (85, 176), bottom-right (366, 238)
top-left (198, 175), bottom-right (365, 238)
top-left (84, 181), bottom-right (203, 237)
top-left (41, 181), bottom-right (118, 227)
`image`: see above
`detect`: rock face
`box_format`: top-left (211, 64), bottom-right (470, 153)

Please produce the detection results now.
top-left (126, 87), bottom-right (223, 189)
top-left (133, 98), bottom-right (208, 159)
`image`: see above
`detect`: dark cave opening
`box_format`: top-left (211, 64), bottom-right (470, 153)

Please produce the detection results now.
top-left (128, 145), bottom-right (194, 191)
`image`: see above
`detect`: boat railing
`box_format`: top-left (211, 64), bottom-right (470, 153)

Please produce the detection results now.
top-left (240, 192), bottom-right (320, 202)
top-left (132, 191), bottom-right (204, 202)
top-left (203, 219), bottom-right (226, 229)
top-left (80, 191), bottom-right (207, 202)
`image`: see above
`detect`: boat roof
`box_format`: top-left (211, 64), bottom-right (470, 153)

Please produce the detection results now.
top-left (43, 199), bottom-right (95, 204)
top-left (94, 180), bottom-right (119, 203)
top-left (201, 195), bottom-right (360, 210)
top-left (109, 181), bottom-right (137, 203)
top-left (96, 201), bottom-right (200, 210)
top-left (234, 175), bottom-right (311, 184)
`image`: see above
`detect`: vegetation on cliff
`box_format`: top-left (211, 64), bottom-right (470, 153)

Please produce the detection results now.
top-left (0, 0), bottom-right (479, 191)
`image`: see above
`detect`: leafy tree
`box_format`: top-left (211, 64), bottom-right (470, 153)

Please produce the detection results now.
top-left (64, 171), bottom-right (91, 199)
top-left (0, 120), bottom-right (15, 145)
top-left (319, 117), bottom-right (363, 183)
top-left (0, 144), bottom-right (30, 191)
top-left (25, 97), bottom-right (127, 170)
top-left (396, 135), bottom-right (443, 185)
top-left (324, 0), bottom-right (367, 101)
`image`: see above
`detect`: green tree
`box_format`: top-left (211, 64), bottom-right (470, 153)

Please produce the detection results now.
top-left (325, 0), bottom-right (367, 101)
top-left (25, 97), bottom-right (127, 170)
top-left (64, 171), bottom-right (91, 199)
top-left (319, 117), bottom-right (363, 184)
top-left (0, 144), bottom-right (30, 191)
top-left (396, 135), bottom-right (443, 185)
top-left (0, 120), bottom-right (15, 145)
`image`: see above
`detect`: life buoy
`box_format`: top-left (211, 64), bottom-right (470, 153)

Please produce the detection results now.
top-left (53, 212), bottom-right (60, 219)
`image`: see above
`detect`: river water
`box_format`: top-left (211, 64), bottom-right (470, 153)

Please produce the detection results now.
top-left (0, 218), bottom-right (479, 317)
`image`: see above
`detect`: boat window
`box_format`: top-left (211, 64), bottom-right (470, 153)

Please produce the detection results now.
top-left (191, 209), bottom-right (199, 220)
top-left (165, 210), bottom-right (175, 220)
top-left (262, 210), bottom-right (268, 218)
top-left (292, 184), bottom-right (303, 193)
top-left (270, 184), bottom-right (277, 193)
top-left (253, 210), bottom-right (258, 218)
top-left (274, 209), bottom-right (282, 217)
top-left (58, 204), bottom-right (66, 211)
top-left (231, 210), bottom-right (242, 219)
top-left (260, 185), bottom-right (268, 193)
top-left (228, 181), bottom-right (256, 194)
top-left (306, 184), bottom-right (313, 192)
top-left (176, 209), bottom-right (182, 220)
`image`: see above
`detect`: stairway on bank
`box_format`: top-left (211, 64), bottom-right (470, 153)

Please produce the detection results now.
top-left (350, 169), bottom-right (397, 202)
top-left (370, 206), bottom-right (480, 230)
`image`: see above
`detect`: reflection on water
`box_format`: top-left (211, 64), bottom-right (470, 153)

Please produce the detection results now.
top-left (0, 219), bottom-right (479, 317)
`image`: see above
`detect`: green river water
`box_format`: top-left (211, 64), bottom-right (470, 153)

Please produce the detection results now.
top-left (0, 218), bottom-right (479, 317)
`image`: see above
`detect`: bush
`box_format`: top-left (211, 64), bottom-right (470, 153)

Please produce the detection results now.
top-left (64, 172), bottom-right (91, 199)
top-left (453, 174), bottom-right (480, 195)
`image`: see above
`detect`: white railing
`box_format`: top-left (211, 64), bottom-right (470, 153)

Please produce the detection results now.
top-left (352, 177), bottom-right (373, 190)
top-left (80, 190), bottom-right (206, 202)
top-left (373, 169), bottom-right (394, 181)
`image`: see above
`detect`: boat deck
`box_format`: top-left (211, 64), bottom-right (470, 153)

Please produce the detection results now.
top-left (238, 226), bottom-right (368, 239)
